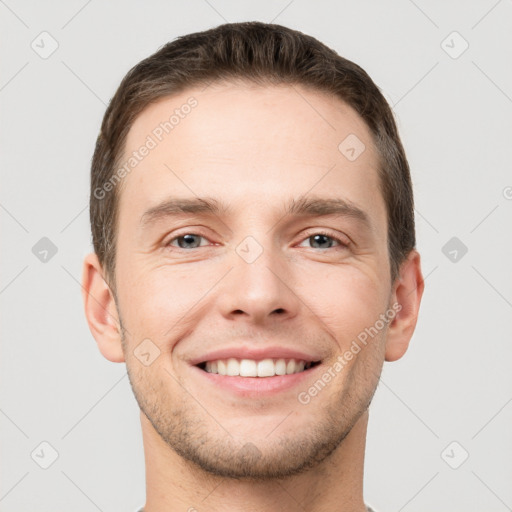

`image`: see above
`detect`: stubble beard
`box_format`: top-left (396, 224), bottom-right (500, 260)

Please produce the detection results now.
top-left (119, 322), bottom-right (381, 481)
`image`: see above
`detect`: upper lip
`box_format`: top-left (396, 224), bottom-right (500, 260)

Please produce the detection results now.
top-left (189, 346), bottom-right (324, 366)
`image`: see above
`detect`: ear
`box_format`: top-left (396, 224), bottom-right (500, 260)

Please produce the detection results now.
top-left (81, 252), bottom-right (125, 363)
top-left (385, 250), bottom-right (424, 362)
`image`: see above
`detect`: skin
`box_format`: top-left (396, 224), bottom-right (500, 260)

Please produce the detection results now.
top-left (82, 81), bottom-right (424, 512)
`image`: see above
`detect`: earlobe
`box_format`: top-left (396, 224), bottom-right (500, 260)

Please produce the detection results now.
top-left (81, 253), bottom-right (125, 363)
top-left (385, 250), bottom-right (424, 362)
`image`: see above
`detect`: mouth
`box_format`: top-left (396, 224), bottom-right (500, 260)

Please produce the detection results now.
top-left (192, 357), bottom-right (324, 397)
top-left (196, 358), bottom-right (322, 377)
top-left (188, 347), bottom-right (325, 397)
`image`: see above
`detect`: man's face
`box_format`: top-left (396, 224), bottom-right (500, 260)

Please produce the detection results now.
top-left (113, 82), bottom-right (393, 479)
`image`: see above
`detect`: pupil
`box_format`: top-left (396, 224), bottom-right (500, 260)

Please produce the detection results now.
top-left (312, 234), bottom-right (332, 248)
top-left (179, 234), bottom-right (200, 248)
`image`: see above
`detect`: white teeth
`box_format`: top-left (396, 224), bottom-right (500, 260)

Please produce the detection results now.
top-left (217, 360), bottom-right (226, 375)
top-left (239, 359), bottom-right (257, 377)
top-left (203, 358), bottom-right (314, 377)
top-left (257, 359), bottom-right (275, 377)
top-left (226, 358), bottom-right (239, 376)
top-left (286, 359), bottom-right (295, 374)
top-left (275, 358), bottom-right (287, 375)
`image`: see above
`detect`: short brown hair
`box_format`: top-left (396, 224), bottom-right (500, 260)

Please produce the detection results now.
top-left (90, 21), bottom-right (415, 293)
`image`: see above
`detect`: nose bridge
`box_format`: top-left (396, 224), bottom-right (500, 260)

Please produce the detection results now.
top-left (217, 232), bottom-right (299, 322)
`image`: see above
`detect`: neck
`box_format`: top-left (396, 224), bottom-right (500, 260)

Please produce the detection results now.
top-left (141, 410), bottom-right (369, 512)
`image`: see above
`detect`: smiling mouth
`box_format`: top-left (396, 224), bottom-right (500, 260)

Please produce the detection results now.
top-left (196, 358), bottom-right (322, 377)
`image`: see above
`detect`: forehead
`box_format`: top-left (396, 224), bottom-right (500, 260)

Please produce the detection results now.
top-left (118, 81), bottom-right (385, 230)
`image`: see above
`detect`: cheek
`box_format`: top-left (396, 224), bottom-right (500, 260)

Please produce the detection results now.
top-left (116, 260), bottom-right (213, 337)
top-left (298, 265), bottom-right (388, 347)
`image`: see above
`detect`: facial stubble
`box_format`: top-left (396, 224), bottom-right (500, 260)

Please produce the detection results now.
top-left (117, 309), bottom-right (385, 481)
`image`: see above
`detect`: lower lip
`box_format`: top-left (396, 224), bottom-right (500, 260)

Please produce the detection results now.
top-left (190, 364), bottom-right (323, 397)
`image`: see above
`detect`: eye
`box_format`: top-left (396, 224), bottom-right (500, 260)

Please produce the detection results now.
top-left (297, 231), bottom-right (348, 250)
top-left (167, 233), bottom-right (210, 249)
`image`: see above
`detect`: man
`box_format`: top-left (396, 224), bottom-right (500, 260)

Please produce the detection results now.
top-left (82, 21), bottom-right (424, 512)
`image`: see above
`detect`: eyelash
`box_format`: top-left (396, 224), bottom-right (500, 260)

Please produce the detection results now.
top-left (165, 230), bottom-right (349, 251)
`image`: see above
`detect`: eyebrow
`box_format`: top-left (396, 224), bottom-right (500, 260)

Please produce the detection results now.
top-left (140, 194), bottom-right (371, 229)
top-left (140, 197), bottom-right (232, 227)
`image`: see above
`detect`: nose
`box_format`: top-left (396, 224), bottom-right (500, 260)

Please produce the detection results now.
top-left (215, 240), bottom-right (300, 325)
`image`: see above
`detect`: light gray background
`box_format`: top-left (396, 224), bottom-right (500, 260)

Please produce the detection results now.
top-left (1, 1), bottom-right (511, 511)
